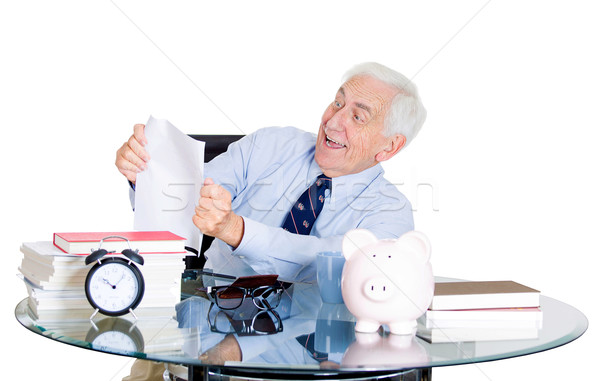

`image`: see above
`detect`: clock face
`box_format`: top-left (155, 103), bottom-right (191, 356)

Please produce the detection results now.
top-left (85, 258), bottom-right (144, 316)
top-left (86, 317), bottom-right (145, 354)
top-left (93, 331), bottom-right (138, 352)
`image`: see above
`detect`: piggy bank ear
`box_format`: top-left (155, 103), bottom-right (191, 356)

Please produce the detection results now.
top-left (397, 231), bottom-right (431, 262)
top-left (342, 229), bottom-right (378, 260)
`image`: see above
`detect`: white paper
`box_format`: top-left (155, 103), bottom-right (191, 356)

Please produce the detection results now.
top-left (134, 116), bottom-right (205, 251)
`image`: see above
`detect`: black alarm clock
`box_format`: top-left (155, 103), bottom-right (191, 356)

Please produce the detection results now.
top-left (85, 236), bottom-right (145, 318)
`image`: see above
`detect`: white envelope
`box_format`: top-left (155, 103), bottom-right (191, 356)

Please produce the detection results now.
top-left (134, 115), bottom-right (205, 251)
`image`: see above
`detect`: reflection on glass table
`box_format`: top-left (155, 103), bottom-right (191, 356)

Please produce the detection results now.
top-left (86, 317), bottom-right (145, 354)
top-left (16, 275), bottom-right (588, 381)
top-left (207, 301), bottom-right (283, 336)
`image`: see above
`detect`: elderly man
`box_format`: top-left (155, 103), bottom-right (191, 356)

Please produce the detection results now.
top-left (117, 62), bottom-right (426, 380)
top-left (116, 62), bottom-right (426, 282)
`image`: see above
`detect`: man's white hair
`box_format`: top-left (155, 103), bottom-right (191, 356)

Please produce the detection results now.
top-left (342, 62), bottom-right (427, 146)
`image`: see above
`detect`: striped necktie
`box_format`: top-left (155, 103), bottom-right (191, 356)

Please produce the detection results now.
top-left (282, 174), bottom-right (331, 235)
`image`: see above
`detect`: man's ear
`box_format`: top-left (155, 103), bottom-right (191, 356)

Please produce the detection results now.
top-left (375, 134), bottom-right (406, 162)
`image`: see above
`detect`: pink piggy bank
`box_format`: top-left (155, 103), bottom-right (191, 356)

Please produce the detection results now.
top-left (341, 229), bottom-right (434, 335)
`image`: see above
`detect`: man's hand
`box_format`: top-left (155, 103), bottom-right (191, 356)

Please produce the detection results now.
top-left (193, 178), bottom-right (244, 248)
top-left (115, 124), bottom-right (150, 184)
top-left (199, 334), bottom-right (242, 364)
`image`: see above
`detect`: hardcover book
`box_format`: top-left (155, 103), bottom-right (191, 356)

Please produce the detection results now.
top-left (430, 281), bottom-right (540, 310)
top-left (53, 231), bottom-right (186, 255)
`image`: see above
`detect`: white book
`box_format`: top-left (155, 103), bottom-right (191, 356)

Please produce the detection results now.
top-left (417, 323), bottom-right (539, 343)
top-left (424, 306), bottom-right (542, 320)
top-left (421, 317), bottom-right (542, 330)
top-left (21, 241), bottom-right (190, 264)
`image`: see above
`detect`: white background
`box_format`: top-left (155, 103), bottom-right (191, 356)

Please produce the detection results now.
top-left (1, 1), bottom-right (598, 380)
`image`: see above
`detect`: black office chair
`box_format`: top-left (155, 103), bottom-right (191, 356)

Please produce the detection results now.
top-left (184, 134), bottom-right (244, 271)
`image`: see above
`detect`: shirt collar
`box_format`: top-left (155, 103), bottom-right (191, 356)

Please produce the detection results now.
top-left (306, 158), bottom-right (324, 186)
top-left (307, 157), bottom-right (384, 200)
top-left (330, 164), bottom-right (384, 200)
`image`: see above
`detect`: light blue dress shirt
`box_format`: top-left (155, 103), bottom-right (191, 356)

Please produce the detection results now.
top-left (204, 127), bottom-right (414, 282)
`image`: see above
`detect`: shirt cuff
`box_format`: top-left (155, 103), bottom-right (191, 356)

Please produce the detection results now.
top-left (232, 217), bottom-right (272, 267)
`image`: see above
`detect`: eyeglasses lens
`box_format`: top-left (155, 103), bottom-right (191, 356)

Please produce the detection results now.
top-left (215, 287), bottom-right (245, 309)
top-left (212, 310), bottom-right (235, 333)
top-left (253, 310), bottom-right (281, 333)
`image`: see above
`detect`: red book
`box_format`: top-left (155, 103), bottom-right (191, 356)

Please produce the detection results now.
top-left (53, 231), bottom-right (186, 255)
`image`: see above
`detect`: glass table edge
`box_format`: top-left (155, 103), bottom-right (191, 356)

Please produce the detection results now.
top-left (15, 293), bottom-right (589, 374)
top-left (14, 299), bottom-right (150, 360)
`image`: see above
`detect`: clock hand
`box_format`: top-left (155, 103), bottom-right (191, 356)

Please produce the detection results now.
top-left (114, 274), bottom-right (126, 286)
top-left (102, 278), bottom-right (116, 289)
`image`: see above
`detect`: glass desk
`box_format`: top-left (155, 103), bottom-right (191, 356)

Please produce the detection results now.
top-left (16, 276), bottom-right (588, 381)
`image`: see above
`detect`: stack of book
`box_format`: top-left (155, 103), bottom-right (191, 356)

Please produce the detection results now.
top-left (19, 231), bottom-right (189, 321)
top-left (417, 280), bottom-right (542, 343)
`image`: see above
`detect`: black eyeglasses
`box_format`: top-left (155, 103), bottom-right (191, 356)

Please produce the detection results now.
top-left (207, 303), bottom-right (283, 336)
top-left (201, 284), bottom-right (284, 310)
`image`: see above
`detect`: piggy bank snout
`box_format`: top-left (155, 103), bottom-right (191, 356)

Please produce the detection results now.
top-left (362, 277), bottom-right (395, 302)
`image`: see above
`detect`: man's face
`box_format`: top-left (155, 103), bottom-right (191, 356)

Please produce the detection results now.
top-left (315, 75), bottom-right (402, 178)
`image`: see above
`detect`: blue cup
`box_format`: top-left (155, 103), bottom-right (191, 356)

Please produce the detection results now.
top-left (316, 251), bottom-right (345, 303)
top-left (315, 302), bottom-right (355, 354)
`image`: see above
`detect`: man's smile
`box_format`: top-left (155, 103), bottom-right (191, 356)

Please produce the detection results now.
top-left (325, 134), bottom-right (347, 149)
